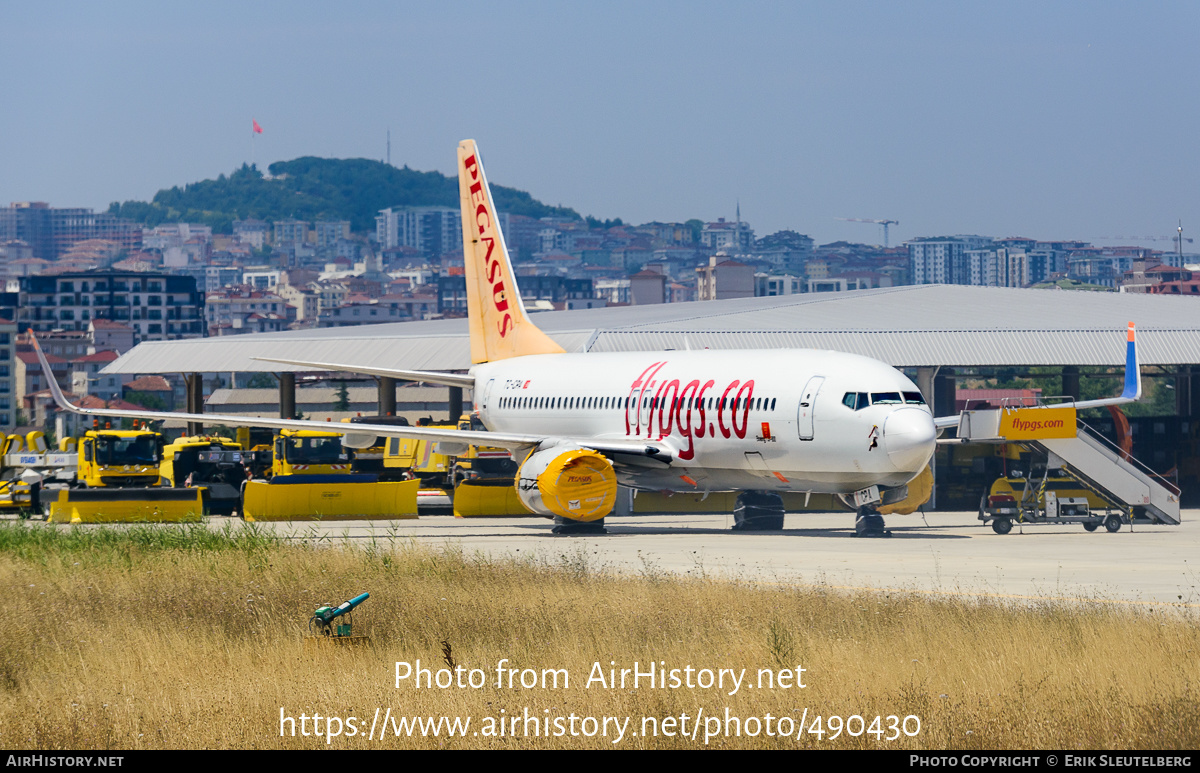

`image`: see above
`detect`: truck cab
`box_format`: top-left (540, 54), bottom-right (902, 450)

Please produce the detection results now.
top-left (78, 429), bottom-right (163, 487)
top-left (272, 429), bottom-right (354, 477)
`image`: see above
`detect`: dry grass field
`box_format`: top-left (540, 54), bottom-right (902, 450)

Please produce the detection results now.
top-left (1, 521), bottom-right (1197, 750)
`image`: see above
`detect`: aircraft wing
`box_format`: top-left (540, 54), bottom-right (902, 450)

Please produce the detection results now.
top-left (249, 357), bottom-right (475, 389)
top-left (932, 322), bottom-right (1142, 429)
top-left (34, 337), bottom-right (669, 462)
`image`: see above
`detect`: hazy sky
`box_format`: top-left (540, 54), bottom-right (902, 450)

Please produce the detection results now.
top-left (3, 1), bottom-right (1198, 247)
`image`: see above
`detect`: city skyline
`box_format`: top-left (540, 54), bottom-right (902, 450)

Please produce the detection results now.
top-left (3, 1), bottom-right (1198, 248)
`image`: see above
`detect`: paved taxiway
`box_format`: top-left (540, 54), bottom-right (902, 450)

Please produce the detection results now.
top-left (238, 509), bottom-right (1199, 608)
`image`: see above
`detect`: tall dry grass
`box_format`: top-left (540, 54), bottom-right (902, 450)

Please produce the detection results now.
top-left (0, 521), bottom-right (1197, 749)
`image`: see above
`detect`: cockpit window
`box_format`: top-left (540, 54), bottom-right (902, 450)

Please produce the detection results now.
top-left (870, 392), bottom-right (903, 405)
top-left (903, 391), bottom-right (927, 405)
top-left (842, 392), bottom-right (869, 410)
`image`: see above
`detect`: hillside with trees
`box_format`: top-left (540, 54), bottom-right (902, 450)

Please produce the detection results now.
top-left (107, 157), bottom-right (580, 234)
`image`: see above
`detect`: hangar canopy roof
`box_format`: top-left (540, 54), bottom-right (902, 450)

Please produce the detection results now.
top-left (102, 285), bottom-right (1200, 375)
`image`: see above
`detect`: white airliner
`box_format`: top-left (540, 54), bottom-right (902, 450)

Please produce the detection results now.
top-left (33, 140), bottom-right (1143, 536)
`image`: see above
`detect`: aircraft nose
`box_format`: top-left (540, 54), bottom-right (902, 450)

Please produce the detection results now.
top-left (883, 408), bottom-right (936, 471)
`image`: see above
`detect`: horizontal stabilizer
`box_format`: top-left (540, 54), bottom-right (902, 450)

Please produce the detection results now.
top-left (250, 357), bottom-right (475, 389)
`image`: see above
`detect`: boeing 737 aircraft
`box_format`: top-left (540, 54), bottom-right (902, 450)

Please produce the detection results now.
top-left (33, 140), bottom-right (1143, 536)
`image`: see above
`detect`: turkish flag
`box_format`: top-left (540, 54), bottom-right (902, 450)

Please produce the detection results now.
top-left (252, 119), bottom-right (263, 134)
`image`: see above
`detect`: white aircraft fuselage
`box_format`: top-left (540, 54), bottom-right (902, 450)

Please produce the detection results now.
top-left (473, 348), bottom-right (936, 494)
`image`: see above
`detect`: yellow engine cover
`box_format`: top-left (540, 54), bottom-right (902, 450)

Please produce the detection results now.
top-left (878, 465), bottom-right (933, 515)
top-left (517, 446), bottom-right (617, 521)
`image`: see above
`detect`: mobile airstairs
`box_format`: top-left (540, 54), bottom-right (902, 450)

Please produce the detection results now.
top-left (956, 402), bottom-right (1181, 530)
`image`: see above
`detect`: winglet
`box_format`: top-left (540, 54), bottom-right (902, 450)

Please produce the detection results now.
top-left (1121, 321), bottom-right (1141, 400)
top-left (931, 321), bottom-right (1143, 427)
top-left (31, 333), bottom-right (81, 414)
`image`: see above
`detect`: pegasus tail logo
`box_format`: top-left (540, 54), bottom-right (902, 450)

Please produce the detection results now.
top-left (457, 140), bottom-right (564, 364)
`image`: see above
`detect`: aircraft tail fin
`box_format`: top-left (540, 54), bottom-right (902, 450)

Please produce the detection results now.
top-left (458, 139), bottom-right (564, 364)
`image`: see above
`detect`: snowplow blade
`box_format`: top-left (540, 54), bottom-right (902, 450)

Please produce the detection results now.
top-left (241, 476), bottom-right (419, 521)
top-left (46, 487), bottom-right (204, 524)
top-left (452, 478), bottom-right (531, 517)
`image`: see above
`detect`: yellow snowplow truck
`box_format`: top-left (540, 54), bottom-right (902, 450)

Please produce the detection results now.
top-left (160, 435), bottom-right (248, 515)
top-left (447, 412), bottom-right (528, 516)
top-left (271, 429), bottom-right (355, 476)
top-left (374, 413), bottom-right (525, 517)
top-left (78, 427), bottom-right (163, 488)
top-left (342, 415), bottom-right (411, 476)
top-left (380, 414), bottom-right (517, 489)
top-left (239, 428), bottom-right (418, 521)
top-left (46, 426), bottom-right (204, 523)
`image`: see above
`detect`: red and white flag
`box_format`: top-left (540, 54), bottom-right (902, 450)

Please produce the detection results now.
top-left (252, 119), bottom-right (263, 134)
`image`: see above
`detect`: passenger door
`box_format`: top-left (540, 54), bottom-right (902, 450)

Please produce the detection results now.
top-left (797, 376), bottom-right (824, 441)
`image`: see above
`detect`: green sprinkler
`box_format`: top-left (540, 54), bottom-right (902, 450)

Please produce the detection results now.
top-left (309, 592), bottom-right (369, 637)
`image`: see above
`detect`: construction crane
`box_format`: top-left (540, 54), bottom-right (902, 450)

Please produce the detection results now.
top-left (836, 217), bottom-right (899, 248)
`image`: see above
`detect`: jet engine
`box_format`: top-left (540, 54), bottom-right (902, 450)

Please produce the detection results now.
top-left (516, 445), bottom-right (618, 521)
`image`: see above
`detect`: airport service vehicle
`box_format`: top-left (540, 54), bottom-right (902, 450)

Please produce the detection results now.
top-left (343, 415), bottom-right (410, 475)
top-left (160, 435), bottom-right (247, 515)
top-left (271, 429), bottom-right (354, 476)
top-left (237, 428), bottom-right (417, 521)
top-left (980, 474), bottom-right (1121, 534)
top-left (32, 140), bottom-right (1144, 536)
top-left (0, 432), bottom-right (77, 513)
top-left (78, 426), bottom-right (163, 487)
top-left (51, 426), bottom-right (201, 522)
top-left (451, 413), bottom-right (518, 486)
top-left (379, 414), bottom-right (516, 489)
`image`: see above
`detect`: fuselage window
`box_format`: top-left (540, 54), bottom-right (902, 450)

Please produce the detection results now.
top-left (903, 391), bottom-right (927, 405)
top-left (770, 398), bottom-right (776, 411)
top-left (871, 392), bottom-right (903, 405)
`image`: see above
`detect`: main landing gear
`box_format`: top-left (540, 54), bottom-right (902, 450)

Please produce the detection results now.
top-left (733, 491), bottom-right (786, 531)
top-left (855, 505), bottom-right (892, 538)
top-left (551, 515), bottom-right (607, 535)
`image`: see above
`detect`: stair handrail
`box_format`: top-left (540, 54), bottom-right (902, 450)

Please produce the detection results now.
top-left (1074, 418), bottom-right (1181, 497)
